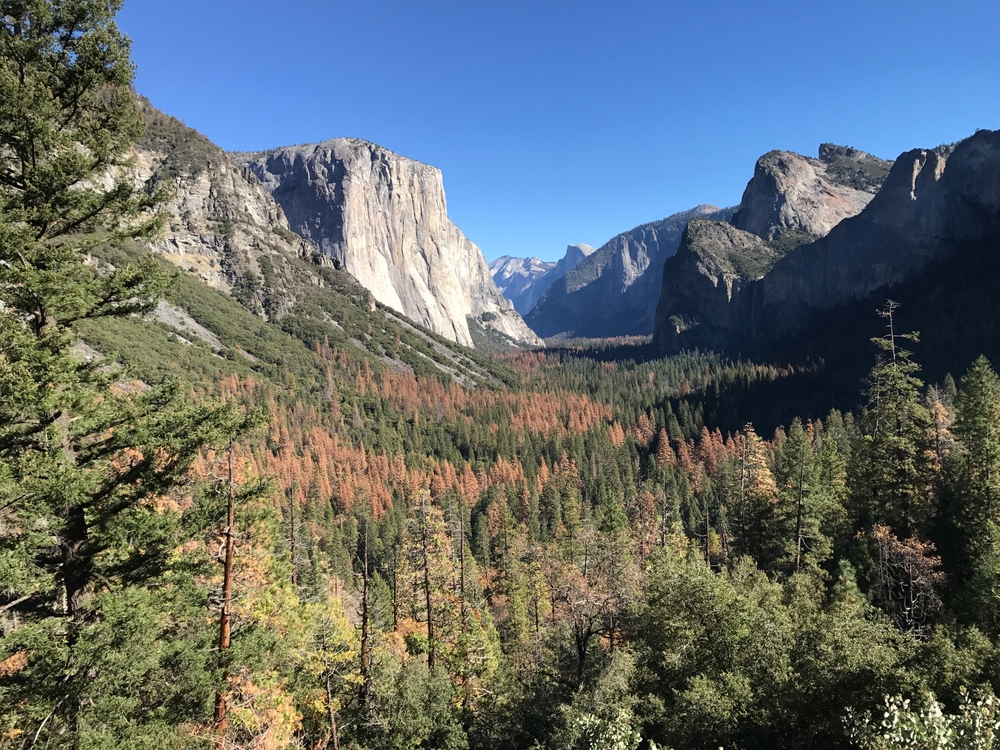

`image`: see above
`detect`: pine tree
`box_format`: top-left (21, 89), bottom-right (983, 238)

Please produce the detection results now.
top-left (945, 356), bottom-right (1000, 631)
top-left (0, 3), bottom-right (256, 744)
top-left (730, 424), bottom-right (778, 565)
top-left (772, 419), bottom-right (831, 574)
top-left (850, 302), bottom-right (935, 539)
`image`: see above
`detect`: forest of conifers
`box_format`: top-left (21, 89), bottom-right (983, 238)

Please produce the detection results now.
top-left (4, 3), bottom-right (1000, 750)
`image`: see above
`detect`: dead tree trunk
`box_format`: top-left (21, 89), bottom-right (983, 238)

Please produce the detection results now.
top-left (421, 496), bottom-right (436, 669)
top-left (321, 621), bottom-right (342, 750)
top-left (459, 505), bottom-right (470, 707)
top-left (289, 484), bottom-right (298, 589)
top-left (392, 546), bottom-right (399, 632)
top-left (704, 491), bottom-right (711, 568)
top-left (214, 447), bottom-right (236, 746)
top-left (359, 520), bottom-right (371, 713)
top-left (325, 670), bottom-right (341, 750)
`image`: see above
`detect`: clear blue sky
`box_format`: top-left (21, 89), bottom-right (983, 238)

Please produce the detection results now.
top-left (119, 0), bottom-right (1000, 263)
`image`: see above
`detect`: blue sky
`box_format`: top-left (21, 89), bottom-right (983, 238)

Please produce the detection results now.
top-left (120, 0), bottom-right (1000, 262)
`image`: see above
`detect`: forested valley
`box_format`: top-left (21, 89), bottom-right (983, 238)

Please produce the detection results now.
top-left (4, 3), bottom-right (1000, 750)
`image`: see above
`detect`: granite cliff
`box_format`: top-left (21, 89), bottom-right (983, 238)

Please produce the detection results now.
top-left (653, 219), bottom-right (782, 348)
top-left (653, 130), bottom-right (1000, 352)
top-left (127, 100), bottom-right (525, 383)
top-left (731, 144), bottom-right (892, 241)
top-left (490, 243), bottom-right (595, 315)
top-left (235, 140), bottom-right (541, 349)
top-left (525, 205), bottom-right (727, 339)
top-left (551, 243), bottom-right (599, 283)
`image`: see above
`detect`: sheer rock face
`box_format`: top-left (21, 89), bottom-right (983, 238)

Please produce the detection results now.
top-left (553, 244), bottom-right (598, 280)
top-left (755, 132), bottom-right (1000, 334)
top-left (731, 145), bottom-right (892, 241)
top-left (654, 129), bottom-right (1000, 351)
top-left (133, 150), bottom-right (287, 293)
top-left (236, 140), bottom-right (541, 349)
top-left (525, 205), bottom-right (726, 339)
top-left (490, 243), bottom-right (595, 316)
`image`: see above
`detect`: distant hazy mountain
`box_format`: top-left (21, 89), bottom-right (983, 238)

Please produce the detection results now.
top-left (525, 205), bottom-right (729, 339)
top-left (490, 243), bottom-right (595, 315)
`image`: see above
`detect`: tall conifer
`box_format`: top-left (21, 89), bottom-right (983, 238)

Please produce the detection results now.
top-left (0, 2), bottom-right (255, 742)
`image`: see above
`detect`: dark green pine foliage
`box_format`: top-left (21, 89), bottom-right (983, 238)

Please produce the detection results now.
top-left (850, 303), bottom-right (936, 539)
top-left (0, 2), bottom-right (256, 745)
top-left (772, 419), bottom-right (828, 574)
top-left (944, 356), bottom-right (1000, 632)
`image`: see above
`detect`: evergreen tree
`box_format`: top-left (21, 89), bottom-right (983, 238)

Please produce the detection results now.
top-left (0, 2), bottom-right (254, 744)
top-left (945, 356), bottom-right (1000, 631)
top-left (773, 419), bottom-right (830, 574)
top-left (850, 302), bottom-right (935, 539)
top-left (729, 424), bottom-right (778, 565)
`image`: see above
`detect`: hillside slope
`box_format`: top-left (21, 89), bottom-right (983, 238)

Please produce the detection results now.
top-left (129, 100), bottom-right (520, 385)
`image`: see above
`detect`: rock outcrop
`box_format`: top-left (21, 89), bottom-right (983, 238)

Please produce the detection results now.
top-left (525, 205), bottom-right (727, 339)
top-left (731, 145), bottom-right (892, 241)
top-left (653, 219), bottom-right (782, 348)
top-left (134, 99), bottom-right (319, 319)
top-left (235, 140), bottom-right (541, 349)
top-left (754, 133), bottom-right (1000, 335)
top-left (654, 130), bottom-right (1000, 352)
top-left (490, 243), bottom-right (595, 316)
top-left (551, 243), bottom-right (598, 282)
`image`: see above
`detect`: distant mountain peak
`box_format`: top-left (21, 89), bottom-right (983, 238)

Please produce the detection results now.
top-left (489, 245), bottom-right (597, 317)
top-left (523, 204), bottom-right (732, 339)
top-left (566, 243), bottom-right (596, 256)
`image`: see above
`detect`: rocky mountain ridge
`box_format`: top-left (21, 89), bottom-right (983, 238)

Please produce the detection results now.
top-left (134, 99), bottom-right (539, 351)
top-left (489, 243), bottom-right (595, 315)
top-left (731, 144), bottom-right (892, 241)
top-left (134, 99), bottom-right (324, 320)
top-left (128, 102), bottom-right (527, 383)
top-left (522, 142), bottom-right (889, 342)
top-left (654, 219), bottom-right (789, 349)
top-left (653, 130), bottom-right (1000, 352)
top-left (234, 140), bottom-right (540, 349)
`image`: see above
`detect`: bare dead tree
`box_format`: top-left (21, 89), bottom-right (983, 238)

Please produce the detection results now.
top-left (872, 524), bottom-right (945, 639)
top-left (421, 493), bottom-right (436, 669)
top-left (213, 446), bottom-right (237, 747)
top-left (358, 518), bottom-right (372, 714)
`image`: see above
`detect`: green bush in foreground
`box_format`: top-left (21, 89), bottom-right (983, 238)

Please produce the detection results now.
top-left (847, 691), bottom-right (1000, 750)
